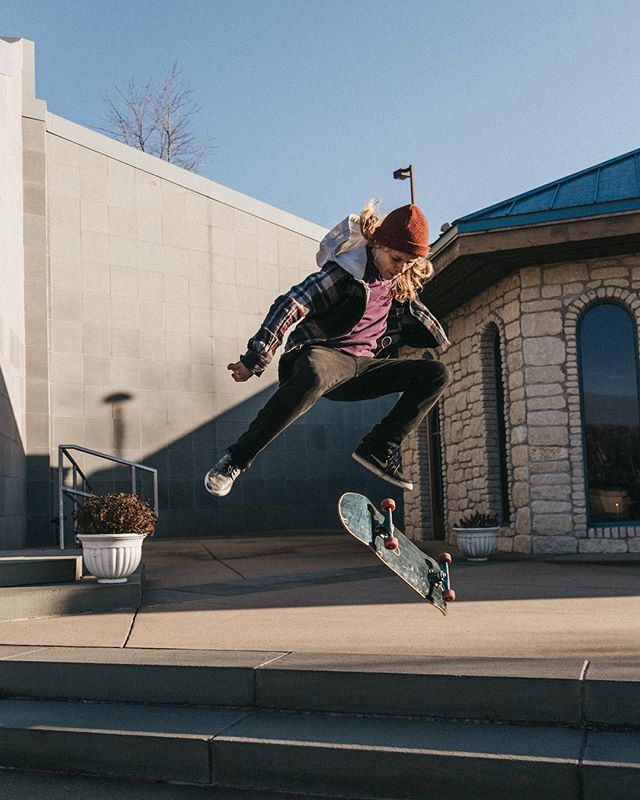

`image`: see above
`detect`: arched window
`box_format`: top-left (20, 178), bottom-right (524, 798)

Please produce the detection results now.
top-left (427, 403), bottom-right (445, 538)
top-left (493, 330), bottom-right (510, 524)
top-left (483, 325), bottom-right (510, 524)
top-left (578, 302), bottom-right (640, 524)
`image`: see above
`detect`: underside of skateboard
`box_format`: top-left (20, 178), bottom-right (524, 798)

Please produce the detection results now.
top-left (374, 497), bottom-right (456, 611)
top-left (338, 493), bottom-right (456, 615)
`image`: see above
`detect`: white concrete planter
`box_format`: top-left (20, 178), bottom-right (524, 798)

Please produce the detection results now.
top-left (453, 527), bottom-right (499, 562)
top-left (77, 533), bottom-right (147, 583)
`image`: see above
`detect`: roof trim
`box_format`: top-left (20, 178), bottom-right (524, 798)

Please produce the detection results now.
top-left (456, 198), bottom-right (640, 233)
top-left (445, 146), bottom-right (640, 236)
top-left (426, 211), bottom-right (640, 317)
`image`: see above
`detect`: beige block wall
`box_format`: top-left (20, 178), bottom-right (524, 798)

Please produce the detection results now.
top-left (0, 35), bottom-right (424, 545)
top-left (403, 251), bottom-right (640, 555)
top-left (41, 118), bottom-right (324, 538)
top-left (0, 39), bottom-right (27, 547)
top-left (45, 139), bottom-right (321, 458)
top-left (1, 36), bottom-right (394, 544)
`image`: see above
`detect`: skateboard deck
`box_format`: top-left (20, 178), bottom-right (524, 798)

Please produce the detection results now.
top-left (338, 492), bottom-right (454, 615)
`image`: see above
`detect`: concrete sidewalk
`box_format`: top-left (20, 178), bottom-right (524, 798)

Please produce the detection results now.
top-left (0, 531), bottom-right (639, 661)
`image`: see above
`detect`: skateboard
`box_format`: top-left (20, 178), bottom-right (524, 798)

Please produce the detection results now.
top-left (338, 492), bottom-right (455, 616)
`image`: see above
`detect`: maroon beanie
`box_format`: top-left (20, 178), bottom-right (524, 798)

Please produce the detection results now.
top-left (372, 204), bottom-right (429, 257)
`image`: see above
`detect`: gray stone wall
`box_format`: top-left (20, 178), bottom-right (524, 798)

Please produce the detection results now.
top-left (435, 273), bottom-right (522, 551)
top-left (403, 254), bottom-right (640, 555)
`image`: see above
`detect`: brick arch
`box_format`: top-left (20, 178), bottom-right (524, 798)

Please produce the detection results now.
top-left (563, 288), bottom-right (640, 540)
top-left (477, 317), bottom-right (513, 528)
top-left (564, 286), bottom-right (640, 331)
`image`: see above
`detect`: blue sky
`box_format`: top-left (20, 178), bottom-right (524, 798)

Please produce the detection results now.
top-left (3, 0), bottom-right (640, 236)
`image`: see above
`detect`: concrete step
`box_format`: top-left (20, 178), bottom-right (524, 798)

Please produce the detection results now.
top-left (0, 568), bottom-right (142, 620)
top-left (0, 647), bottom-right (638, 729)
top-left (0, 698), bottom-right (637, 800)
top-left (0, 550), bottom-right (82, 587)
top-left (0, 698), bottom-right (244, 784)
top-left (0, 646), bottom-right (276, 707)
top-left (0, 649), bottom-right (638, 798)
top-left (0, 769), bottom-right (330, 800)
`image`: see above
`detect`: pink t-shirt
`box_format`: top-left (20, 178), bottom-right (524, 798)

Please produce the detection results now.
top-left (327, 272), bottom-right (393, 357)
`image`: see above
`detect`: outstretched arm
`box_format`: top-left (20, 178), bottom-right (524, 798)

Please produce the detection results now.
top-left (227, 360), bottom-right (253, 382)
top-left (236, 262), bottom-right (350, 377)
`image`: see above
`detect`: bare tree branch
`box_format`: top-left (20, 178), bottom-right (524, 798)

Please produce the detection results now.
top-left (101, 61), bottom-right (213, 172)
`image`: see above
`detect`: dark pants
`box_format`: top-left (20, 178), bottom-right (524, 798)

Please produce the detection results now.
top-left (228, 345), bottom-right (450, 469)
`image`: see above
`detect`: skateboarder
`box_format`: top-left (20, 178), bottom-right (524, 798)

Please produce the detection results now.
top-left (204, 200), bottom-right (451, 497)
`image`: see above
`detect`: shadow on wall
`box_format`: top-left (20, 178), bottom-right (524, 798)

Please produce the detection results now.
top-left (0, 364), bottom-right (27, 548)
top-left (53, 384), bottom-right (405, 543)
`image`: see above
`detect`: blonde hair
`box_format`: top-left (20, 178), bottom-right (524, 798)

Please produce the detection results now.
top-left (359, 199), bottom-right (433, 303)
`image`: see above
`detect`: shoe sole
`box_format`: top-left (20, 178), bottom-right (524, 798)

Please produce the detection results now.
top-left (203, 470), bottom-right (233, 497)
top-left (352, 452), bottom-right (413, 491)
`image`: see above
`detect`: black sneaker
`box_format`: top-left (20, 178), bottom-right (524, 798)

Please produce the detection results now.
top-left (204, 451), bottom-right (243, 497)
top-left (352, 443), bottom-right (413, 490)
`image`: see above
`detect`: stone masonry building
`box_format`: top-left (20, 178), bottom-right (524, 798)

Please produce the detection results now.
top-left (404, 147), bottom-right (640, 554)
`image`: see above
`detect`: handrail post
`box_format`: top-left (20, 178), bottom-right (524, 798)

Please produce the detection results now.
top-left (153, 469), bottom-right (159, 516)
top-left (58, 446), bottom-right (65, 550)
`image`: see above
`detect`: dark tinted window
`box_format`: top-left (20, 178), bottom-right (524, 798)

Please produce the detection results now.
top-left (492, 330), bottom-right (510, 523)
top-left (579, 303), bottom-right (640, 523)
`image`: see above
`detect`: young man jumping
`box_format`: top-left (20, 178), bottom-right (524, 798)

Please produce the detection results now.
top-left (205, 200), bottom-right (451, 497)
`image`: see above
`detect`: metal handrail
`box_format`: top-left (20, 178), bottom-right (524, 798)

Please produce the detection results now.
top-left (57, 444), bottom-right (159, 550)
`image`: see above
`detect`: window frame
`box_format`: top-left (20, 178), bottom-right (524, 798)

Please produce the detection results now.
top-left (577, 299), bottom-right (640, 527)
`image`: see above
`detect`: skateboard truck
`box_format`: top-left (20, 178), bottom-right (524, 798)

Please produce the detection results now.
top-left (429, 552), bottom-right (456, 603)
top-left (378, 498), bottom-right (455, 601)
top-left (378, 498), bottom-right (399, 550)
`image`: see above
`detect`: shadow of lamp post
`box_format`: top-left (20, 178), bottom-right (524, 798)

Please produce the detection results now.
top-left (103, 392), bottom-right (133, 459)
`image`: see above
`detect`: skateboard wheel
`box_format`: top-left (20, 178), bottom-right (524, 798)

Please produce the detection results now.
top-left (440, 552), bottom-right (453, 564)
top-left (443, 589), bottom-right (456, 602)
top-left (384, 536), bottom-right (399, 551)
top-left (381, 498), bottom-right (396, 512)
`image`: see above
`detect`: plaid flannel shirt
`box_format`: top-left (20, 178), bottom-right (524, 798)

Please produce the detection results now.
top-left (240, 261), bottom-right (450, 377)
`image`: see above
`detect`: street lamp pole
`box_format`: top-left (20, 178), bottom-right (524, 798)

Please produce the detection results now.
top-left (393, 164), bottom-right (414, 204)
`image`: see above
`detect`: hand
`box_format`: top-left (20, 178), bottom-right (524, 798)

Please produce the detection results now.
top-left (228, 361), bottom-right (253, 382)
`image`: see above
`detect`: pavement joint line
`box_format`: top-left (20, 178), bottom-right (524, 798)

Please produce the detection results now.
top-left (144, 568), bottom-right (385, 602)
top-left (149, 586), bottom-right (238, 598)
top-left (576, 659), bottom-right (591, 800)
top-left (141, 597), bottom-right (209, 611)
top-left (579, 659), bottom-right (591, 726)
top-left (122, 609), bottom-right (140, 649)
top-left (200, 545), bottom-right (246, 580)
top-left (256, 652), bottom-right (292, 669)
top-left (200, 543), bottom-right (216, 560)
top-left (253, 652), bottom-right (292, 703)
top-left (206, 709), bottom-right (253, 772)
top-left (0, 646), bottom-right (46, 661)
top-left (208, 732), bottom-right (214, 785)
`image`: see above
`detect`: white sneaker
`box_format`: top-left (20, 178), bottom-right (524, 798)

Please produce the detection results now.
top-left (204, 452), bottom-right (243, 497)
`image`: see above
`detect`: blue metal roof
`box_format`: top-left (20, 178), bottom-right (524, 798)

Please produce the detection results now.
top-left (453, 147), bottom-right (640, 233)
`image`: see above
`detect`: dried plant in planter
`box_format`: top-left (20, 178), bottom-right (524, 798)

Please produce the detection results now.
top-left (75, 493), bottom-right (157, 536)
top-left (454, 511), bottom-right (499, 529)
